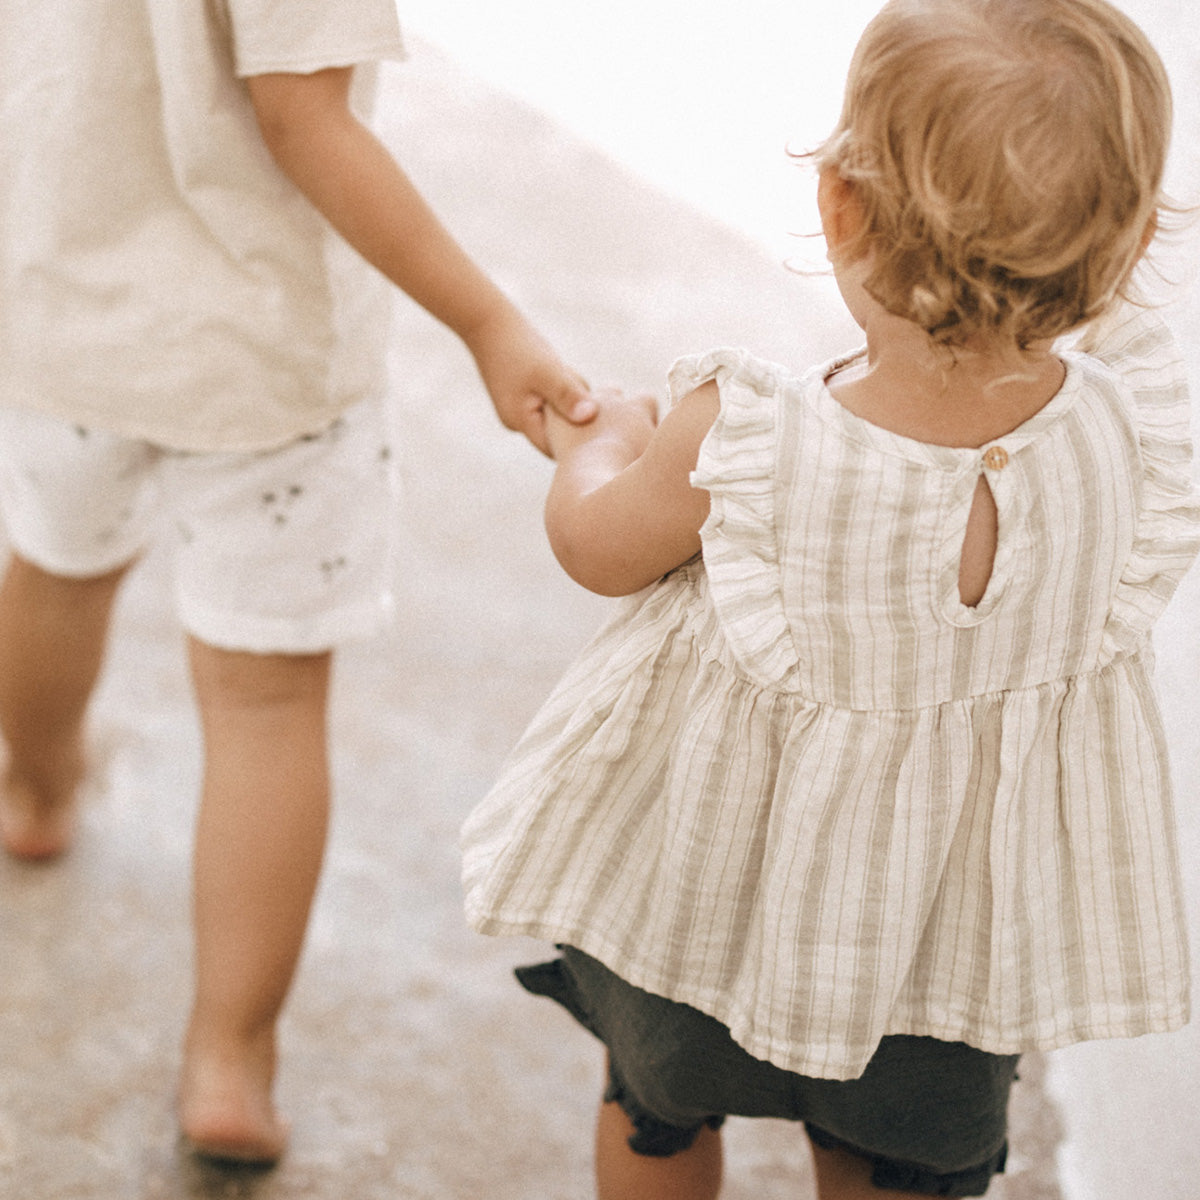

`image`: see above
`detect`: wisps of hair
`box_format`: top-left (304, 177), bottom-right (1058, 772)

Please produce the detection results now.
top-left (805, 0), bottom-right (1173, 347)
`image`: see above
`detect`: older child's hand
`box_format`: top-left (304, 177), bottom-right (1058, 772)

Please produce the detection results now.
top-left (467, 306), bottom-right (596, 455)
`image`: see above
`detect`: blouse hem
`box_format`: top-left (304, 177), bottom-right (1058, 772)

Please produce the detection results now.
top-left (463, 905), bottom-right (1190, 1081)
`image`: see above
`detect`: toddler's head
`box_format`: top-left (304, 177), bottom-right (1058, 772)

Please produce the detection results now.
top-left (812, 0), bottom-right (1172, 347)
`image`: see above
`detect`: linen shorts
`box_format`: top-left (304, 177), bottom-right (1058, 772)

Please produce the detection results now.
top-left (518, 948), bottom-right (1019, 1198)
top-left (0, 399), bottom-right (395, 653)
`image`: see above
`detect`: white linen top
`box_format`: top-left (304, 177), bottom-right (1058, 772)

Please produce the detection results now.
top-left (461, 304), bottom-right (1200, 1081)
top-left (0, 0), bottom-right (404, 451)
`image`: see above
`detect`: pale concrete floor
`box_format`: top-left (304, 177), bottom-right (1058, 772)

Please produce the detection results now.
top-left (8, 36), bottom-right (1191, 1199)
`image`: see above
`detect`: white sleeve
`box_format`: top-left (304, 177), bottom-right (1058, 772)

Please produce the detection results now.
top-left (223, 0), bottom-right (405, 77)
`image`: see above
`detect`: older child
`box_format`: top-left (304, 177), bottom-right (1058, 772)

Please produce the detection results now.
top-left (0, 0), bottom-right (591, 1166)
top-left (462, 1), bottom-right (1200, 1196)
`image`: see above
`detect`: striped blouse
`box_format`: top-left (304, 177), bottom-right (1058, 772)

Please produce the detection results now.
top-left (461, 304), bottom-right (1200, 1081)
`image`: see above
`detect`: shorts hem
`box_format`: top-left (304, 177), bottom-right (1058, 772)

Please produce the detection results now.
top-left (180, 593), bottom-right (394, 654)
top-left (2, 535), bottom-right (145, 582)
top-left (805, 1123), bottom-right (1007, 1198)
top-left (517, 949), bottom-right (1015, 1197)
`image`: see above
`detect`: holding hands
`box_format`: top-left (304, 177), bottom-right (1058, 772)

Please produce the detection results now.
top-left (465, 305), bottom-right (597, 456)
top-left (246, 66), bottom-right (597, 458)
top-left (543, 383), bottom-right (659, 462)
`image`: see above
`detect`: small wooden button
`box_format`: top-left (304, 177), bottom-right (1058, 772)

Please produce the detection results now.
top-left (982, 445), bottom-right (1009, 470)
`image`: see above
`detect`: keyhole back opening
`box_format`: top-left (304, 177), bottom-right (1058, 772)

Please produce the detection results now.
top-left (957, 473), bottom-right (998, 608)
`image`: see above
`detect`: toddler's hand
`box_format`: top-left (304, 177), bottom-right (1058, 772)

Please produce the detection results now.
top-left (545, 386), bottom-right (658, 462)
top-left (468, 307), bottom-right (596, 455)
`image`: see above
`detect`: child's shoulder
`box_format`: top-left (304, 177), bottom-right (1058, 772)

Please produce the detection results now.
top-left (666, 345), bottom-right (840, 413)
top-left (1064, 304), bottom-right (1185, 387)
top-left (1059, 303), bottom-right (1191, 448)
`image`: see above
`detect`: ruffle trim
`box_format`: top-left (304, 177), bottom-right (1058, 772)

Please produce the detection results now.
top-left (1077, 307), bottom-right (1200, 657)
top-left (671, 347), bottom-right (800, 688)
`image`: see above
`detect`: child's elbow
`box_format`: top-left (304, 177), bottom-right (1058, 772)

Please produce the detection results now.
top-left (560, 559), bottom-right (652, 598)
top-left (545, 515), bottom-right (654, 597)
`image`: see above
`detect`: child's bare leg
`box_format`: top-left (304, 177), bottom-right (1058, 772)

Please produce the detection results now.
top-left (595, 1094), bottom-right (723, 1200)
top-left (179, 637), bottom-right (332, 1165)
top-left (808, 1137), bottom-right (929, 1200)
top-left (0, 553), bottom-right (127, 860)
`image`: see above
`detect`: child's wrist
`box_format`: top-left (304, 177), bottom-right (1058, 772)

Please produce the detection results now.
top-left (460, 293), bottom-right (524, 358)
top-left (549, 408), bottom-right (652, 467)
top-left (545, 405), bottom-right (601, 460)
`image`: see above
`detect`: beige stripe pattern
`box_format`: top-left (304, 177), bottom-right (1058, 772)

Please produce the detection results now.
top-left (461, 304), bottom-right (1200, 1080)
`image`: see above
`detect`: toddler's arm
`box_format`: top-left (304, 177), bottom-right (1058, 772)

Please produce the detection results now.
top-left (245, 67), bottom-right (594, 454)
top-left (544, 382), bottom-right (719, 596)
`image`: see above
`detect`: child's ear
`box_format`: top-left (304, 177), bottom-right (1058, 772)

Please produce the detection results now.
top-left (817, 169), bottom-right (866, 259)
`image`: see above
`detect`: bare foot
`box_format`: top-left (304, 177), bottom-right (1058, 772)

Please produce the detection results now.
top-left (179, 1031), bottom-right (289, 1166)
top-left (0, 763), bottom-right (82, 861)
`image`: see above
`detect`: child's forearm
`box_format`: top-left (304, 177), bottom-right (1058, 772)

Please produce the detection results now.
top-left (247, 67), bottom-right (594, 453)
top-left (544, 450), bottom-right (650, 597)
top-left (546, 421), bottom-right (643, 504)
top-left (544, 383), bottom-right (715, 595)
top-left (247, 68), bottom-right (513, 349)
top-left (543, 395), bottom-right (669, 595)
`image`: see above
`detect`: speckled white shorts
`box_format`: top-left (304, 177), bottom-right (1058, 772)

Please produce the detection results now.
top-left (0, 398), bottom-right (395, 653)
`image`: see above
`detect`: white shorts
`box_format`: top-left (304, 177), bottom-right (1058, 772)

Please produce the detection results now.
top-left (0, 399), bottom-right (395, 654)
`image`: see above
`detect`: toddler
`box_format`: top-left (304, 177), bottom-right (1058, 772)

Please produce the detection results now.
top-left (461, 1), bottom-right (1200, 1196)
top-left (0, 0), bottom-right (591, 1166)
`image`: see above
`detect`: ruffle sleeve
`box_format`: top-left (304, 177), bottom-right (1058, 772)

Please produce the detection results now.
top-left (672, 348), bottom-right (800, 688)
top-left (1076, 306), bottom-right (1200, 657)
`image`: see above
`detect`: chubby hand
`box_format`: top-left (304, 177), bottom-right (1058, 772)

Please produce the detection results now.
top-left (544, 385), bottom-right (659, 462)
top-left (468, 306), bottom-right (596, 455)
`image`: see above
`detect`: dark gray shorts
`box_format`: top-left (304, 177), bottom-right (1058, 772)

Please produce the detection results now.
top-left (517, 948), bottom-right (1018, 1197)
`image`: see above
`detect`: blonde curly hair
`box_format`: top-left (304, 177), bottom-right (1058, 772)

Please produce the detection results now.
top-left (810, 0), bottom-right (1172, 347)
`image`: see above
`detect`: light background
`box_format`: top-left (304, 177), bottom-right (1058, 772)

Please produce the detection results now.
top-left (396, 1), bottom-right (1199, 265)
